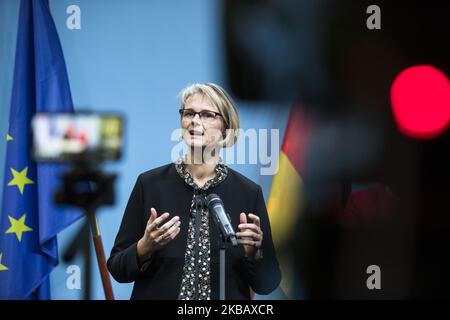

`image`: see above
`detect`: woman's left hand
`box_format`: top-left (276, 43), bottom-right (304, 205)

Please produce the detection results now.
top-left (236, 213), bottom-right (263, 261)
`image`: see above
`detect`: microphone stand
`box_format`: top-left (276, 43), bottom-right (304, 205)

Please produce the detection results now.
top-left (217, 231), bottom-right (237, 300)
top-left (219, 234), bottom-right (226, 300)
top-left (206, 193), bottom-right (237, 300)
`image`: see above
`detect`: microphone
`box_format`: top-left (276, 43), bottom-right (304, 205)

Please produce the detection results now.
top-left (206, 193), bottom-right (237, 247)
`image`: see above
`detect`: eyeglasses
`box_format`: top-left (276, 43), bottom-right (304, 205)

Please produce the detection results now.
top-left (179, 108), bottom-right (224, 124)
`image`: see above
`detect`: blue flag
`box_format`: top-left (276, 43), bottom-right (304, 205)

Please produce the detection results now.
top-left (0, 0), bottom-right (83, 299)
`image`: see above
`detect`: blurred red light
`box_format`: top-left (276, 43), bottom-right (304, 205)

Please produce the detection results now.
top-left (391, 65), bottom-right (449, 139)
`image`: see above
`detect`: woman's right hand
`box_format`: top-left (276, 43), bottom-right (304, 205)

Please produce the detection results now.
top-left (137, 207), bottom-right (181, 261)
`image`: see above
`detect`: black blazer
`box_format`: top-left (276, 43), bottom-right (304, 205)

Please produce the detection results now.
top-left (107, 163), bottom-right (281, 300)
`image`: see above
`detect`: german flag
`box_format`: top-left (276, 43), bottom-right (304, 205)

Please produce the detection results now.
top-left (267, 106), bottom-right (312, 297)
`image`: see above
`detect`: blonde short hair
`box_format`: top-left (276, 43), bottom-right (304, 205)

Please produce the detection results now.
top-left (178, 83), bottom-right (240, 147)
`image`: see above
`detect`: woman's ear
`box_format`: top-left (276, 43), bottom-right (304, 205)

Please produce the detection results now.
top-left (222, 125), bottom-right (228, 146)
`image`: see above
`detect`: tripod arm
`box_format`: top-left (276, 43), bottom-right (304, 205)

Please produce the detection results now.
top-left (88, 214), bottom-right (114, 300)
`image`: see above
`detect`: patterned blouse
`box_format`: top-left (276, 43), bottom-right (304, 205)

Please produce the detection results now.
top-left (175, 156), bottom-right (228, 300)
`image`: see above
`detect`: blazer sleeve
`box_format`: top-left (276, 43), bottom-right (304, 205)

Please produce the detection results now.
top-left (107, 175), bottom-right (149, 283)
top-left (246, 186), bottom-right (282, 294)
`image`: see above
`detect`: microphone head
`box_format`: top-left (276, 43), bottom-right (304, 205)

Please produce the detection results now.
top-left (206, 193), bottom-right (222, 208)
top-left (206, 193), bottom-right (237, 246)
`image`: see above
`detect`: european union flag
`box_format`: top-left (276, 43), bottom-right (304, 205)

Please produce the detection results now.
top-left (0, 0), bottom-right (82, 299)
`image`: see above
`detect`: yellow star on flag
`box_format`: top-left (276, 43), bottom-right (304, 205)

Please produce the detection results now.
top-left (7, 167), bottom-right (34, 194)
top-left (7, 134), bottom-right (13, 141)
top-left (5, 214), bottom-right (33, 242)
top-left (0, 253), bottom-right (8, 271)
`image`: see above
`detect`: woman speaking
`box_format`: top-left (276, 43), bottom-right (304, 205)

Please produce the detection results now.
top-left (107, 83), bottom-right (281, 299)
